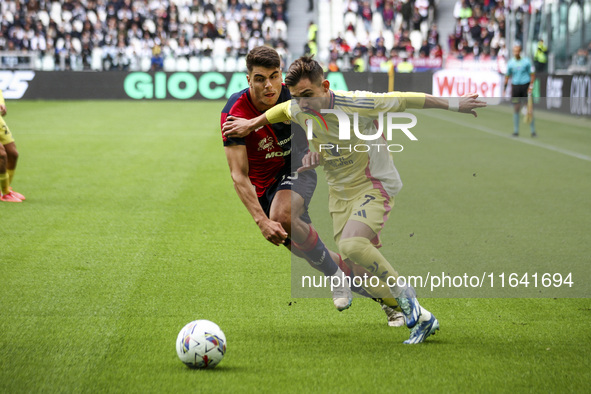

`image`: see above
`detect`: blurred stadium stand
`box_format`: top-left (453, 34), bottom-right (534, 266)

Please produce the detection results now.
top-left (0, 0), bottom-right (589, 74)
top-left (0, 0), bottom-right (290, 72)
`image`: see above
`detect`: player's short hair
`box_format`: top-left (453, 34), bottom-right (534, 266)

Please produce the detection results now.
top-left (246, 46), bottom-right (281, 72)
top-left (285, 56), bottom-right (324, 87)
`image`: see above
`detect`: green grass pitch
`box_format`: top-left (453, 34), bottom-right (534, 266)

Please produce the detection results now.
top-left (1, 100), bottom-right (590, 392)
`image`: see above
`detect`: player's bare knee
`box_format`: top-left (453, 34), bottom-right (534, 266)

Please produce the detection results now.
top-left (0, 149), bottom-right (7, 170)
top-left (3, 143), bottom-right (18, 164)
top-left (8, 148), bottom-right (18, 162)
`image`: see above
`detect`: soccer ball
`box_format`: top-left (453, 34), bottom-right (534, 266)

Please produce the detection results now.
top-left (176, 320), bottom-right (227, 369)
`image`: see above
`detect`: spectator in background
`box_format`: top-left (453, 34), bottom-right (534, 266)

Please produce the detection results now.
top-left (237, 37), bottom-right (249, 58)
top-left (150, 44), bottom-right (163, 71)
top-left (307, 21), bottom-right (317, 44)
top-left (248, 31), bottom-right (264, 51)
top-left (381, 48), bottom-right (398, 73)
top-left (275, 40), bottom-right (289, 69)
top-left (533, 39), bottom-right (547, 73)
top-left (344, 0), bottom-right (359, 15)
top-left (383, 2), bottom-right (395, 29)
top-left (415, 0), bottom-right (430, 26)
top-left (0, 31), bottom-right (6, 51)
top-left (400, 0), bottom-right (413, 29)
top-left (419, 39), bottom-right (430, 58)
top-left (304, 39), bottom-right (317, 57)
top-left (568, 47), bottom-right (590, 73)
top-left (449, 18), bottom-right (463, 53)
top-left (81, 40), bottom-right (92, 70)
top-left (457, 0), bottom-right (473, 21)
top-left (359, 1), bottom-right (373, 32)
top-left (430, 43), bottom-right (443, 59)
top-left (396, 51), bottom-right (414, 72)
top-left (114, 39), bottom-right (130, 70)
top-left (368, 48), bottom-right (387, 72)
top-left (352, 54), bottom-right (366, 72)
top-left (374, 36), bottom-right (387, 55)
top-left (428, 23), bottom-right (440, 47)
top-left (328, 58), bottom-right (339, 72)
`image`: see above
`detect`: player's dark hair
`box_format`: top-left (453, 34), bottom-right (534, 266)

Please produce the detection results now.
top-left (285, 56), bottom-right (324, 87)
top-left (246, 46), bottom-right (281, 72)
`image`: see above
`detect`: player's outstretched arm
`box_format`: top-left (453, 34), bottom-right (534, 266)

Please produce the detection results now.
top-left (224, 145), bottom-right (287, 246)
top-left (423, 93), bottom-right (487, 117)
top-left (223, 101), bottom-right (291, 138)
top-left (222, 113), bottom-right (269, 139)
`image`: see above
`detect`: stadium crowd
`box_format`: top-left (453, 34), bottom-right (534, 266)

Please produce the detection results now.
top-left (448, 0), bottom-right (504, 59)
top-left (307, 0), bottom-right (441, 73)
top-left (314, 0), bottom-right (576, 74)
top-left (1, 0), bottom-right (588, 73)
top-left (0, 0), bottom-right (290, 71)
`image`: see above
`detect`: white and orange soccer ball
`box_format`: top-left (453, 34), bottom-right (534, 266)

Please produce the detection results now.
top-left (176, 320), bottom-right (226, 369)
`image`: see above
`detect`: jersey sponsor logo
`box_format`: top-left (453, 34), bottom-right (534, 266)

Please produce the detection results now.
top-left (0, 71), bottom-right (35, 99)
top-left (265, 149), bottom-right (291, 159)
top-left (258, 136), bottom-right (274, 151)
top-left (324, 156), bottom-right (354, 170)
top-left (277, 134), bottom-right (293, 146)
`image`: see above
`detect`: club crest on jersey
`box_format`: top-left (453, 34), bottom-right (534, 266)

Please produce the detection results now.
top-left (258, 136), bottom-right (274, 151)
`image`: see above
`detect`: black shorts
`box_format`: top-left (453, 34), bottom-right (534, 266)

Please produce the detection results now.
top-left (511, 83), bottom-right (529, 104)
top-left (258, 167), bottom-right (317, 225)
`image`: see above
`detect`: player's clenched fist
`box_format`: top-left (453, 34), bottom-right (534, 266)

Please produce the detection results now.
top-left (258, 218), bottom-right (288, 246)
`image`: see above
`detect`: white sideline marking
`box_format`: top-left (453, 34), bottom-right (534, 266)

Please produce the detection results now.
top-left (419, 111), bottom-right (591, 163)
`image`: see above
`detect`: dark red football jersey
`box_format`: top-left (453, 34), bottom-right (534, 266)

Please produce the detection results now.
top-left (221, 86), bottom-right (293, 197)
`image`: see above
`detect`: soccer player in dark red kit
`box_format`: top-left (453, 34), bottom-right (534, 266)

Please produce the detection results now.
top-left (220, 46), bottom-right (354, 311)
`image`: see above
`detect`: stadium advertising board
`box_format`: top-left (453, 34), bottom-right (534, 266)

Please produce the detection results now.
top-left (0, 70), bottom-right (35, 99)
top-left (3, 70), bottom-right (388, 100)
top-left (539, 74), bottom-right (591, 116)
top-left (120, 71), bottom-right (385, 99)
top-left (5, 70), bottom-right (589, 117)
top-left (432, 69), bottom-right (503, 104)
top-left (545, 75), bottom-right (566, 111)
top-left (570, 75), bottom-right (591, 116)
